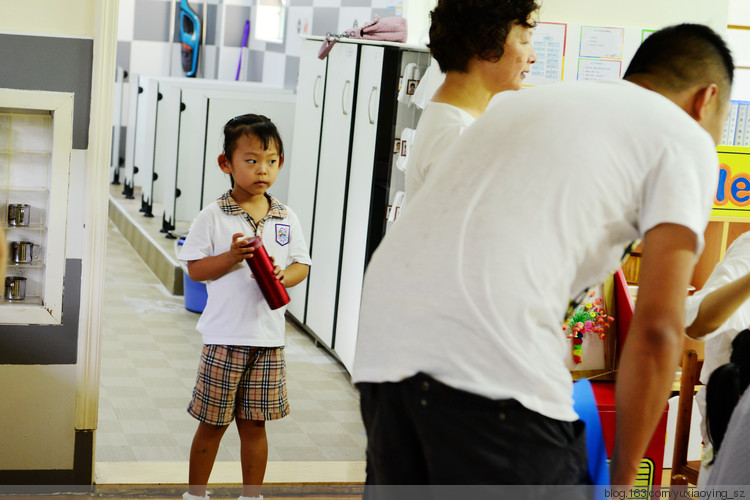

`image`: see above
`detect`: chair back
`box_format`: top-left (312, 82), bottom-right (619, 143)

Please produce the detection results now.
top-left (670, 349), bottom-right (704, 485)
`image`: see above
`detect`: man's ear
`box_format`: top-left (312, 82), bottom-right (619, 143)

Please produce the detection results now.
top-left (218, 153), bottom-right (231, 173)
top-left (692, 83), bottom-right (719, 122)
top-left (278, 155), bottom-right (285, 169)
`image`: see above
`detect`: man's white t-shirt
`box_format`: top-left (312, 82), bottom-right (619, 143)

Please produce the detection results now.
top-left (178, 192), bottom-right (311, 347)
top-left (405, 102), bottom-right (475, 203)
top-left (353, 80), bottom-right (719, 422)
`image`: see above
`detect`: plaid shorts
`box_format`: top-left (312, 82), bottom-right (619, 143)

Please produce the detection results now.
top-left (187, 344), bottom-right (289, 425)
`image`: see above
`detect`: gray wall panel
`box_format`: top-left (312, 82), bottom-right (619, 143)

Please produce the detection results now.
top-left (134, 0), bottom-right (173, 41)
top-left (117, 41), bottom-right (132, 74)
top-left (372, 8), bottom-right (397, 19)
top-left (0, 259), bottom-right (82, 365)
top-left (0, 35), bottom-right (93, 150)
top-left (311, 8), bottom-right (339, 36)
top-left (223, 6), bottom-right (252, 46)
top-left (246, 50), bottom-right (265, 82)
top-left (284, 55), bottom-right (300, 90)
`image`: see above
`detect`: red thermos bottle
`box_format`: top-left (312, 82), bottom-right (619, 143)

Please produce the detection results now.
top-left (244, 236), bottom-right (290, 310)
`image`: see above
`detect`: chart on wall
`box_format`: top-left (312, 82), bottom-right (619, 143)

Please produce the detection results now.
top-left (525, 21), bottom-right (653, 87)
top-left (524, 22), bottom-right (566, 86)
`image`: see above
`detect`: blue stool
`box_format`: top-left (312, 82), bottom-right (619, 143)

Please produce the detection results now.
top-left (177, 237), bottom-right (207, 313)
top-left (573, 378), bottom-right (610, 487)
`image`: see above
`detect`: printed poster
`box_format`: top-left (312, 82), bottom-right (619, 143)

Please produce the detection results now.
top-left (525, 22), bottom-right (567, 87)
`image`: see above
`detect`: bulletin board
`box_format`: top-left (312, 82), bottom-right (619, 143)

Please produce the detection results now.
top-left (525, 21), bottom-right (653, 87)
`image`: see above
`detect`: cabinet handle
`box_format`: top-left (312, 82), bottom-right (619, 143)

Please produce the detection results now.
top-left (342, 80), bottom-right (351, 115)
top-left (368, 86), bottom-right (378, 124)
top-left (313, 75), bottom-right (322, 108)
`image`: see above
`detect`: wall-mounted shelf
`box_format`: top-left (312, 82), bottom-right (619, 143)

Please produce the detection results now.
top-left (0, 89), bottom-right (73, 325)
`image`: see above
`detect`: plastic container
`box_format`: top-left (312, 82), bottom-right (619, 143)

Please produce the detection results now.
top-left (244, 236), bottom-right (290, 310)
top-left (177, 237), bottom-right (207, 313)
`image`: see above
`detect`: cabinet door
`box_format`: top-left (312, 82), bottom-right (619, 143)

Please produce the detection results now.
top-left (155, 82), bottom-right (182, 232)
top-left (286, 39), bottom-right (328, 323)
top-left (122, 73), bottom-right (141, 197)
top-left (333, 45), bottom-right (385, 372)
top-left (305, 42), bottom-right (359, 348)
top-left (111, 66), bottom-right (125, 184)
top-left (138, 77), bottom-right (159, 212)
top-left (174, 88), bottom-right (210, 223)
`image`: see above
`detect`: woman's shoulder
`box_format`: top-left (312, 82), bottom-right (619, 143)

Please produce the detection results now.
top-left (422, 101), bottom-right (475, 123)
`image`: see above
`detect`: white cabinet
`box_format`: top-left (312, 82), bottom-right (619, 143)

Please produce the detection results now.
top-left (286, 38), bottom-right (428, 372)
top-left (0, 89), bottom-right (73, 325)
top-left (305, 42), bottom-right (359, 348)
top-left (285, 40), bottom-right (328, 323)
top-left (334, 45), bottom-right (384, 372)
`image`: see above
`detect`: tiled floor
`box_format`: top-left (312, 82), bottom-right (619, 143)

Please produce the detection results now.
top-left (96, 217), bottom-right (367, 468)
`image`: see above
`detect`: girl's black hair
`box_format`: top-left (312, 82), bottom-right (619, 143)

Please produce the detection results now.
top-left (222, 113), bottom-right (284, 161)
top-left (705, 329), bottom-right (750, 463)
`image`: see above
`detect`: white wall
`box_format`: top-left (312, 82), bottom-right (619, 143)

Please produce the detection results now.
top-left (0, 0), bottom-right (97, 37)
top-left (538, 0), bottom-right (730, 34)
top-left (728, 0), bottom-right (750, 26)
top-left (727, 0), bottom-right (750, 101)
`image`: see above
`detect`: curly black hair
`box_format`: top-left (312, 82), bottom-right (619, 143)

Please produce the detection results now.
top-left (427, 0), bottom-right (539, 73)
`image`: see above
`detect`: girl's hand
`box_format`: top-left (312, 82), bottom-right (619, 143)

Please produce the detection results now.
top-left (229, 233), bottom-right (253, 263)
top-left (270, 256), bottom-right (286, 286)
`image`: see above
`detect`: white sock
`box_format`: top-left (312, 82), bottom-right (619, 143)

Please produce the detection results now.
top-left (183, 493), bottom-right (209, 500)
top-left (238, 496), bottom-right (262, 500)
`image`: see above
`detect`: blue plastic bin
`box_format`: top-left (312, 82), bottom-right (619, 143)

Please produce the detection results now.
top-left (177, 237), bottom-right (207, 313)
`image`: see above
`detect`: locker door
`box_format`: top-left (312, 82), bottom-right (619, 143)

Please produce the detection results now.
top-left (305, 42), bottom-right (359, 348)
top-left (138, 77), bottom-right (159, 215)
top-left (155, 82), bottom-right (183, 233)
top-left (333, 45), bottom-right (385, 372)
top-left (122, 73), bottom-right (141, 199)
top-left (286, 39), bottom-right (328, 323)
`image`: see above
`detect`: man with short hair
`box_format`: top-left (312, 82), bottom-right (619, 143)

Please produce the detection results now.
top-left (354, 24), bottom-right (733, 486)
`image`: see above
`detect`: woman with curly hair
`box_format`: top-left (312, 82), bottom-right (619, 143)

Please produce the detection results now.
top-left (404, 0), bottom-right (538, 203)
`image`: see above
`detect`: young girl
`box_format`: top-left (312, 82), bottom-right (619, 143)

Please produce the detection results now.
top-left (705, 330), bottom-right (750, 468)
top-left (178, 114), bottom-right (311, 500)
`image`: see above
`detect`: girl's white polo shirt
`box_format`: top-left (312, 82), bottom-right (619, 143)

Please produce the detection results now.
top-left (178, 192), bottom-right (311, 346)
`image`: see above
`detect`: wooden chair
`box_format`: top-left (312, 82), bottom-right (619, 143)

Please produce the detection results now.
top-left (670, 349), bottom-right (704, 485)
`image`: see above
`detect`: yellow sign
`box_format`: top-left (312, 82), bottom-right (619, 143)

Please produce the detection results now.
top-left (713, 146), bottom-right (750, 218)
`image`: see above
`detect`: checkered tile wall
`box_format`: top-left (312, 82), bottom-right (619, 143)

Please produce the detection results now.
top-left (117, 0), bottom-right (399, 89)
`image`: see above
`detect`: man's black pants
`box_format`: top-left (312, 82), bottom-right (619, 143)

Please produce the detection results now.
top-left (357, 372), bottom-right (590, 486)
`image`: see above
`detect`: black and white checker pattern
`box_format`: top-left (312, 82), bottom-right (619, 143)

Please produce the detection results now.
top-left (117, 0), bottom-right (399, 89)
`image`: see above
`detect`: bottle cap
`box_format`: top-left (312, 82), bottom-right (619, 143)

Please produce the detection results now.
top-left (243, 236), bottom-right (263, 251)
